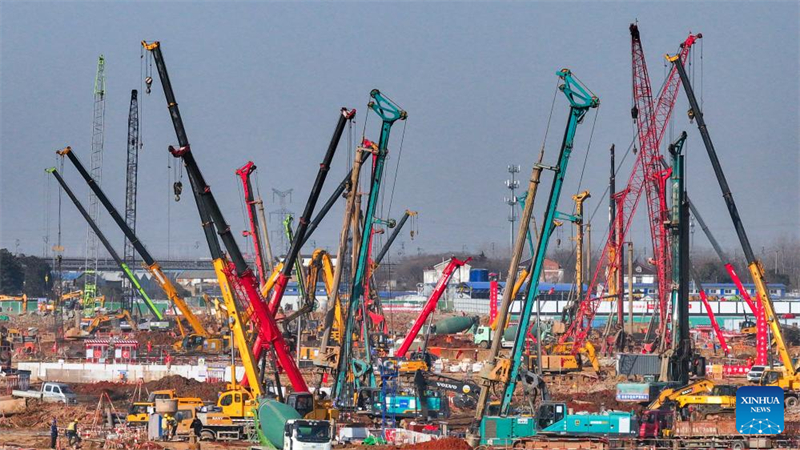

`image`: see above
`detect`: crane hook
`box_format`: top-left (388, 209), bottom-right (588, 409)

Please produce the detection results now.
top-left (173, 180), bottom-right (183, 202)
top-left (145, 76), bottom-right (153, 94)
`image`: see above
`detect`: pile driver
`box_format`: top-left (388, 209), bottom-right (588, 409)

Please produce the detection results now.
top-left (470, 69), bottom-right (599, 447)
top-left (670, 53), bottom-right (800, 407)
top-left (333, 90), bottom-right (406, 408)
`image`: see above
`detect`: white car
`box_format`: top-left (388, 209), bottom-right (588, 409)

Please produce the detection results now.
top-left (747, 365), bottom-right (767, 383)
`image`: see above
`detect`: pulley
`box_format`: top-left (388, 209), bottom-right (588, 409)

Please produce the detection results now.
top-left (145, 76), bottom-right (153, 94)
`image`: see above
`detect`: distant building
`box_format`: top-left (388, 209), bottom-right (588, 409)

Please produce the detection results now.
top-left (517, 258), bottom-right (564, 283)
top-left (423, 259), bottom-right (472, 285)
top-left (176, 269), bottom-right (219, 296)
top-left (622, 259), bottom-right (657, 285)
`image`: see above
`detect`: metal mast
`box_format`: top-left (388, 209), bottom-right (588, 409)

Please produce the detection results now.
top-left (83, 55), bottom-right (106, 308)
top-left (123, 90), bottom-right (139, 312)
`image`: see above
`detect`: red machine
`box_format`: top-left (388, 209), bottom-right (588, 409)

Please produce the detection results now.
top-left (698, 289), bottom-right (729, 357)
top-left (396, 257), bottom-right (470, 358)
top-left (143, 41), bottom-right (309, 392)
top-left (489, 273), bottom-right (499, 325)
top-left (725, 264), bottom-right (767, 365)
top-left (562, 26), bottom-right (700, 352)
top-left (236, 161), bottom-right (269, 285)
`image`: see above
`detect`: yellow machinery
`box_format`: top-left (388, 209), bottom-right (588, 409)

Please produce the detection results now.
top-left (57, 146), bottom-right (228, 354)
top-left (125, 390), bottom-right (204, 426)
top-left (530, 341), bottom-right (600, 374)
top-left (0, 294), bottom-right (28, 314)
top-left (668, 54), bottom-right (800, 407)
top-left (66, 310), bottom-right (135, 339)
top-left (648, 379), bottom-right (736, 420)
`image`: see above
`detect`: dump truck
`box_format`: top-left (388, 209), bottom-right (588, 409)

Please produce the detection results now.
top-left (12, 382), bottom-right (77, 404)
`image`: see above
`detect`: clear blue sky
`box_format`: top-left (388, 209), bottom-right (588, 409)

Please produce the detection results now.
top-left (1, 1), bottom-right (797, 263)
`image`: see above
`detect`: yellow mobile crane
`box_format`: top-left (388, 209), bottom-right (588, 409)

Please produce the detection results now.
top-left (671, 55), bottom-right (800, 407)
top-left (141, 41), bottom-right (261, 402)
top-left (57, 147), bottom-right (226, 354)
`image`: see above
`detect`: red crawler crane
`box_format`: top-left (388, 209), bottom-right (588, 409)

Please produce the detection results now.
top-left (562, 26), bottom-right (701, 352)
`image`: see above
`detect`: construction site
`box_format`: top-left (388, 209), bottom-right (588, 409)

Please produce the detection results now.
top-left (0, 3), bottom-right (799, 450)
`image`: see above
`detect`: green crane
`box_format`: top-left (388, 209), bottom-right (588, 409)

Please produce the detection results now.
top-left (333, 90), bottom-right (406, 403)
top-left (471, 69), bottom-right (598, 447)
top-left (47, 166), bottom-right (164, 320)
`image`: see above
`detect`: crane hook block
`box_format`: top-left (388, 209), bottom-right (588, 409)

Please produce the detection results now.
top-left (145, 76), bottom-right (153, 94)
top-left (173, 181), bottom-right (183, 202)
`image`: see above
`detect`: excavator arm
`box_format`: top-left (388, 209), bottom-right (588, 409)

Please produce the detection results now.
top-left (648, 379), bottom-right (716, 410)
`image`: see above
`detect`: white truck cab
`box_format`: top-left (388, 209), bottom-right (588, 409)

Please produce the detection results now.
top-left (283, 419), bottom-right (332, 450)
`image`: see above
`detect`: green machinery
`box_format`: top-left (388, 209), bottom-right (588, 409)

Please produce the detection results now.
top-left (46, 167), bottom-right (164, 320)
top-left (480, 402), bottom-right (638, 446)
top-left (470, 69), bottom-right (599, 446)
top-left (333, 90), bottom-right (406, 405)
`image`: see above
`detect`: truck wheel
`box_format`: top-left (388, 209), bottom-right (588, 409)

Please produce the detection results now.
top-left (200, 430), bottom-right (215, 441)
top-left (785, 396), bottom-right (799, 409)
top-left (731, 440), bottom-right (745, 450)
top-left (480, 341), bottom-right (489, 349)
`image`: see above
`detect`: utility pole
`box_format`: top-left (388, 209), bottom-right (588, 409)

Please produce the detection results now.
top-left (270, 188), bottom-right (294, 256)
top-left (628, 241), bottom-right (634, 333)
top-left (505, 165), bottom-right (521, 251)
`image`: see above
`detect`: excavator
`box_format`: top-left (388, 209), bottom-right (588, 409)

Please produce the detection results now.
top-left (56, 147), bottom-right (227, 354)
top-left (647, 379), bottom-right (736, 418)
top-left (67, 310), bottom-right (135, 339)
top-left (670, 54), bottom-right (800, 407)
top-left (639, 379), bottom-right (737, 440)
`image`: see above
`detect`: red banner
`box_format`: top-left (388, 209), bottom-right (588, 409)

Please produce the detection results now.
top-left (489, 279), bottom-right (498, 324)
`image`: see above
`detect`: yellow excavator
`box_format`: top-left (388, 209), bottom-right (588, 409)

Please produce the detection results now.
top-left (65, 310), bottom-right (135, 339)
top-left (648, 379), bottom-right (736, 420)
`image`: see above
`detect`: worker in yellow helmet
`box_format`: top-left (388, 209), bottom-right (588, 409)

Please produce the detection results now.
top-left (66, 418), bottom-right (79, 446)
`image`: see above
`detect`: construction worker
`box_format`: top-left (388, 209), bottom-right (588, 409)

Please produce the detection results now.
top-left (164, 414), bottom-right (177, 441)
top-left (66, 418), bottom-right (79, 446)
top-left (190, 416), bottom-right (203, 440)
top-left (49, 418), bottom-right (58, 449)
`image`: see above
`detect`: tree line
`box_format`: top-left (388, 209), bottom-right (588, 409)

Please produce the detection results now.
top-left (0, 249), bottom-right (53, 297)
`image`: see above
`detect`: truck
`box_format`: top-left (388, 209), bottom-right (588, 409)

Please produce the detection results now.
top-left (673, 419), bottom-right (799, 449)
top-left (479, 402), bottom-right (637, 448)
top-left (174, 407), bottom-right (253, 441)
top-left (281, 419), bottom-right (332, 450)
top-left (125, 389), bottom-right (204, 426)
top-left (12, 382), bottom-right (77, 404)
top-left (472, 325), bottom-right (513, 349)
top-left (640, 411), bottom-right (800, 449)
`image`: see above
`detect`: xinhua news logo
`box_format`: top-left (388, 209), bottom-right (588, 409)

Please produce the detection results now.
top-left (736, 386), bottom-right (784, 434)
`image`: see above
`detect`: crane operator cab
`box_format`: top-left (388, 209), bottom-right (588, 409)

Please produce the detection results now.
top-left (537, 402), bottom-right (566, 430)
